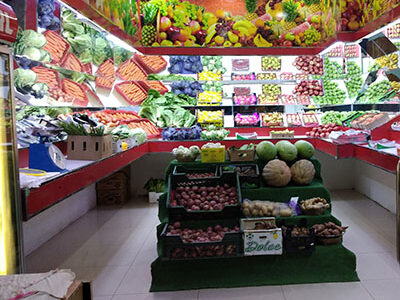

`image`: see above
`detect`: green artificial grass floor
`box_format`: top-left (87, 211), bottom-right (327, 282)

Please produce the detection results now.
top-left (150, 244), bottom-right (359, 292)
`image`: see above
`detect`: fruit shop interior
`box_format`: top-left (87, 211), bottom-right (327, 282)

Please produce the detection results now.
top-left (2, 0), bottom-right (400, 298)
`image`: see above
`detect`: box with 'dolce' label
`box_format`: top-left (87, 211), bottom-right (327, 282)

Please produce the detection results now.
top-left (240, 218), bottom-right (282, 256)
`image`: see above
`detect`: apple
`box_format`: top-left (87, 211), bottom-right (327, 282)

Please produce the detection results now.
top-left (160, 17), bottom-right (172, 32)
top-left (189, 20), bottom-right (200, 35)
top-left (167, 26), bottom-right (181, 41)
top-left (195, 30), bottom-right (207, 45)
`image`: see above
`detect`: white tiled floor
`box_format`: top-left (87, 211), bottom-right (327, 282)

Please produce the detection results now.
top-left (25, 190), bottom-right (400, 300)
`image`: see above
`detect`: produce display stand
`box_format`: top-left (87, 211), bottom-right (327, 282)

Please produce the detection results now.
top-left (20, 128), bottom-right (400, 220)
top-left (150, 158), bottom-right (358, 292)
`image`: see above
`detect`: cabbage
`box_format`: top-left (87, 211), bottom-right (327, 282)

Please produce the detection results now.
top-left (14, 68), bottom-right (37, 89)
top-left (22, 47), bottom-right (42, 61)
top-left (130, 128), bottom-right (147, 145)
top-left (20, 30), bottom-right (47, 48)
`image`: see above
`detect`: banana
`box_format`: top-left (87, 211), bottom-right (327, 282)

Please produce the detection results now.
top-left (233, 20), bottom-right (257, 36)
top-left (205, 29), bottom-right (216, 44)
top-left (207, 23), bottom-right (217, 35)
top-left (254, 34), bottom-right (272, 47)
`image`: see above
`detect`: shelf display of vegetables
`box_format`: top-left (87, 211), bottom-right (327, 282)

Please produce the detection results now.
top-left (197, 110), bottom-right (224, 125)
top-left (201, 125), bottom-right (230, 140)
top-left (38, 0), bottom-right (60, 31)
top-left (172, 145), bottom-right (201, 162)
top-left (139, 90), bottom-right (197, 128)
top-left (162, 125), bottom-right (202, 141)
top-left (171, 81), bottom-right (203, 97)
top-left (168, 56), bottom-right (203, 74)
top-left (198, 91), bottom-right (223, 105)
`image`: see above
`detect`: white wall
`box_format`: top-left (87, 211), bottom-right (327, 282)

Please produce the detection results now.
top-left (23, 184), bottom-right (96, 256)
top-left (353, 159), bottom-right (397, 213)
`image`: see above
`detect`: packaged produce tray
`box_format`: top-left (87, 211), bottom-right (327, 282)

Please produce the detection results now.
top-left (281, 219), bottom-right (316, 254)
top-left (32, 66), bottom-right (61, 89)
top-left (141, 80), bottom-right (168, 94)
top-left (42, 30), bottom-right (70, 65)
top-left (116, 58), bottom-right (148, 81)
top-left (96, 59), bottom-right (115, 77)
top-left (115, 81), bottom-right (148, 105)
top-left (232, 93), bottom-right (257, 106)
top-left (167, 173), bottom-right (242, 220)
top-left (160, 219), bottom-right (242, 260)
top-left (133, 53), bottom-right (167, 74)
top-left (220, 164), bottom-right (260, 189)
top-left (61, 52), bottom-right (85, 73)
top-left (120, 118), bottom-right (160, 139)
top-left (95, 76), bottom-right (115, 91)
top-left (234, 113), bottom-right (261, 127)
top-left (173, 165), bottom-right (219, 179)
top-left (62, 78), bottom-right (89, 107)
top-left (231, 73), bottom-right (256, 81)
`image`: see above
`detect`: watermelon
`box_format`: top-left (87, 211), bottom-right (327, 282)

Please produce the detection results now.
top-left (276, 140), bottom-right (297, 162)
top-left (256, 141), bottom-right (277, 161)
top-left (295, 140), bottom-right (315, 159)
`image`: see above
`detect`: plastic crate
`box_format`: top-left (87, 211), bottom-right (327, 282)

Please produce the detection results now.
top-left (282, 225), bottom-right (316, 254)
top-left (220, 164), bottom-right (260, 189)
top-left (133, 53), bottom-right (167, 74)
top-left (167, 173), bottom-right (242, 220)
top-left (160, 219), bottom-right (242, 260)
top-left (172, 165), bottom-right (219, 179)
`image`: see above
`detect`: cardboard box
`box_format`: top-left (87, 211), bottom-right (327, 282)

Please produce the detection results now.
top-left (201, 146), bottom-right (226, 163)
top-left (97, 188), bottom-right (127, 205)
top-left (65, 281), bottom-right (92, 300)
top-left (67, 135), bottom-right (113, 161)
top-left (96, 172), bottom-right (128, 191)
top-left (241, 218), bottom-right (282, 256)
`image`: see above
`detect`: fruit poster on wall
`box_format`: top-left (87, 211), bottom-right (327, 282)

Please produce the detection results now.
top-left (139, 0), bottom-right (340, 48)
top-left (87, 0), bottom-right (140, 38)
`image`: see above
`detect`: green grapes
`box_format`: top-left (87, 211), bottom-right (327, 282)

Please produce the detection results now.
top-left (358, 80), bottom-right (392, 103)
top-left (304, 27), bottom-right (321, 46)
top-left (344, 62), bottom-right (363, 99)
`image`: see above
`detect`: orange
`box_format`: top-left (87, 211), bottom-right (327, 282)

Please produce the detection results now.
top-left (216, 10), bottom-right (225, 19)
top-left (255, 19), bottom-right (265, 28)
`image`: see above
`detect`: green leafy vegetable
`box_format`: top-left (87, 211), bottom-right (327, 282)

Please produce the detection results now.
top-left (14, 68), bottom-right (37, 89)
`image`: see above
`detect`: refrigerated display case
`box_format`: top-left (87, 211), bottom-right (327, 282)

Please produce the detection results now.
top-left (0, 3), bottom-right (23, 274)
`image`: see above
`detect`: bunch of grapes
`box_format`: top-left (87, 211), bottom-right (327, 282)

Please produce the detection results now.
top-left (268, 0), bottom-right (283, 8)
top-left (304, 27), bottom-right (321, 46)
top-left (215, 20), bottom-right (234, 38)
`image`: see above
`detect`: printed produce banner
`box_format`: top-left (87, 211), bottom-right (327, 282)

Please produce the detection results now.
top-left (137, 0), bottom-right (340, 48)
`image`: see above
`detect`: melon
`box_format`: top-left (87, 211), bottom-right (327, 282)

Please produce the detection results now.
top-left (295, 140), bottom-right (315, 159)
top-left (262, 159), bottom-right (291, 187)
top-left (256, 141), bottom-right (277, 161)
top-left (276, 140), bottom-right (297, 162)
top-left (290, 159), bottom-right (315, 185)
